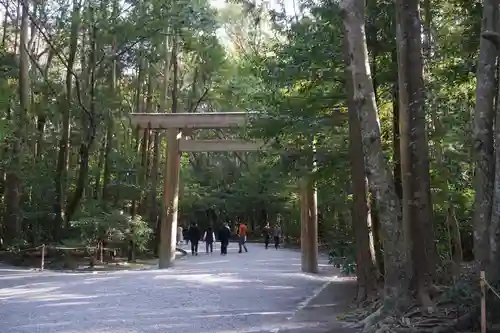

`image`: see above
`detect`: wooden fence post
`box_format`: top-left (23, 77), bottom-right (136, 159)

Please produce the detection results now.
top-left (480, 270), bottom-right (486, 333)
top-left (41, 244), bottom-right (45, 271)
top-left (99, 242), bottom-right (103, 263)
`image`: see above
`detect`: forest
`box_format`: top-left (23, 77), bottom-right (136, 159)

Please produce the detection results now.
top-left (0, 0), bottom-right (499, 331)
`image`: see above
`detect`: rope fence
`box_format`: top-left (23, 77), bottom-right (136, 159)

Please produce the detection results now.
top-left (13, 243), bottom-right (117, 271)
top-left (480, 270), bottom-right (500, 333)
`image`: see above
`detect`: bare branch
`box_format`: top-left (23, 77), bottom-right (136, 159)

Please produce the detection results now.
top-left (18, 0), bottom-right (91, 117)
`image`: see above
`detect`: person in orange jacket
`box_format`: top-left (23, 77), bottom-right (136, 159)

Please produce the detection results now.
top-left (238, 221), bottom-right (248, 253)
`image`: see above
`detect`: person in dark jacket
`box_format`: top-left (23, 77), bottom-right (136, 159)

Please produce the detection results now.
top-left (183, 228), bottom-right (189, 245)
top-left (218, 223), bottom-right (231, 255)
top-left (273, 224), bottom-right (282, 250)
top-left (263, 222), bottom-right (271, 249)
top-left (203, 226), bottom-right (216, 254)
top-left (188, 223), bottom-right (201, 256)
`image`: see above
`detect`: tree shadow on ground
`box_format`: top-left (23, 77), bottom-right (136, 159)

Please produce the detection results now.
top-left (0, 259), bottom-right (340, 333)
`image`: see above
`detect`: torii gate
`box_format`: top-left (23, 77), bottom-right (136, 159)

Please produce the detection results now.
top-left (130, 112), bottom-right (319, 273)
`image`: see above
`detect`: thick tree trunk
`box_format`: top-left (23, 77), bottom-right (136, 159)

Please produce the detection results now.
top-left (341, 0), bottom-right (410, 312)
top-left (159, 33), bottom-right (180, 269)
top-left (395, 0), bottom-right (436, 307)
top-left (488, 24), bottom-right (500, 280)
top-left (345, 30), bottom-right (379, 300)
top-left (472, 0), bottom-right (498, 273)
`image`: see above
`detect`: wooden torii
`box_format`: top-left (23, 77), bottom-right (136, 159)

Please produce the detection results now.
top-left (130, 112), bottom-right (319, 273)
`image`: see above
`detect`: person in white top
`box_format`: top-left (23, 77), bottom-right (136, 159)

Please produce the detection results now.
top-left (177, 225), bottom-right (183, 246)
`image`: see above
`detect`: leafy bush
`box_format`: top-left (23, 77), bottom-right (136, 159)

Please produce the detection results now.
top-left (69, 210), bottom-right (152, 250)
top-left (329, 247), bottom-right (356, 275)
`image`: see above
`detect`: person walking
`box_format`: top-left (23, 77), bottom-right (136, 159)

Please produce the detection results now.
top-left (218, 223), bottom-right (231, 255)
top-left (273, 224), bottom-right (282, 250)
top-left (238, 222), bottom-right (248, 253)
top-left (263, 223), bottom-right (271, 249)
top-left (203, 226), bottom-right (216, 254)
top-left (177, 225), bottom-right (183, 246)
top-left (183, 227), bottom-right (189, 245)
top-left (188, 222), bottom-right (201, 256)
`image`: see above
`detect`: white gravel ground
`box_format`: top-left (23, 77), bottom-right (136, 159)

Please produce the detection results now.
top-left (0, 243), bottom-right (337, 333)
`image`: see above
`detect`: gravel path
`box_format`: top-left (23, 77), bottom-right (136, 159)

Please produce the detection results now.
top-left (0, 243), bottom-right (338, 333)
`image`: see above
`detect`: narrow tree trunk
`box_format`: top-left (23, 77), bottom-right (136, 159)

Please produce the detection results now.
top-left (54, 0), bottom-right (80, 240)
top-left (94, 136), bottom-right (105, 199)
top-left (66, 4), bottom-right (97, 222)
top-left (391, 50), bottom-right (402, 200)
top-left (102, 2), bottom-right (117, 204)
top-left (34, 51), bottom-right (53, 160)
top-left (446, 205), bottom-right (463, 275)
top-left (130, 53), bottom-right (145, 217)
top-left (139, 68), bottom-right (154, 214)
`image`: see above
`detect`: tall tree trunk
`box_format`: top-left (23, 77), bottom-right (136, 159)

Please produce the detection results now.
top-left (53, 0), bottom-right (80, 240)
top-left (395, 0), bottom-right (436, 308)
top-left (94, 136), bottom-right (105, 199)
top-left (152, 34), bottom-right (171, 244)
top-left (159, 33), bottom-right (181, 268)
top-left (391, 50), bottom-right (402, 200)
top-left (4, 0), bottom-right (29, 244)
top-left (130, 53), bottom-right (145, 217)
top-left (488, 21), bottom-right (500, 280)
top-left (341, 0), bottom-right (410, 312)
top-left (35, 51), bottom-right (53, 160)
top-left (472, 0), bottom-right (498, 273)
top-left (102, 1), bottom-right (118, 204)
top-left (1, 5), bottom-right (8, 48)
top-left (66, 4), bottom-right (97, 222)
top-left (139, 67), bottom-right (154, 214)
top-left (344, 28), bottom-right (379, 301)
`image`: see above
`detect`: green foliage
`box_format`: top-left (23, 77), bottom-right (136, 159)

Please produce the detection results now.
top-left (69, 211), bottom-right (152, 250)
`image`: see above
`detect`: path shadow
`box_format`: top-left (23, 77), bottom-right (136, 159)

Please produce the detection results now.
top-left (278, 277), bottom-right (360, 333)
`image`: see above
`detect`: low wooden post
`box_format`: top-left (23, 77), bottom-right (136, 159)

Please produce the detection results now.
top-left (41, 244), bottom-right (45, 271)
top-left (480, 270), bottom-right (486, 333)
